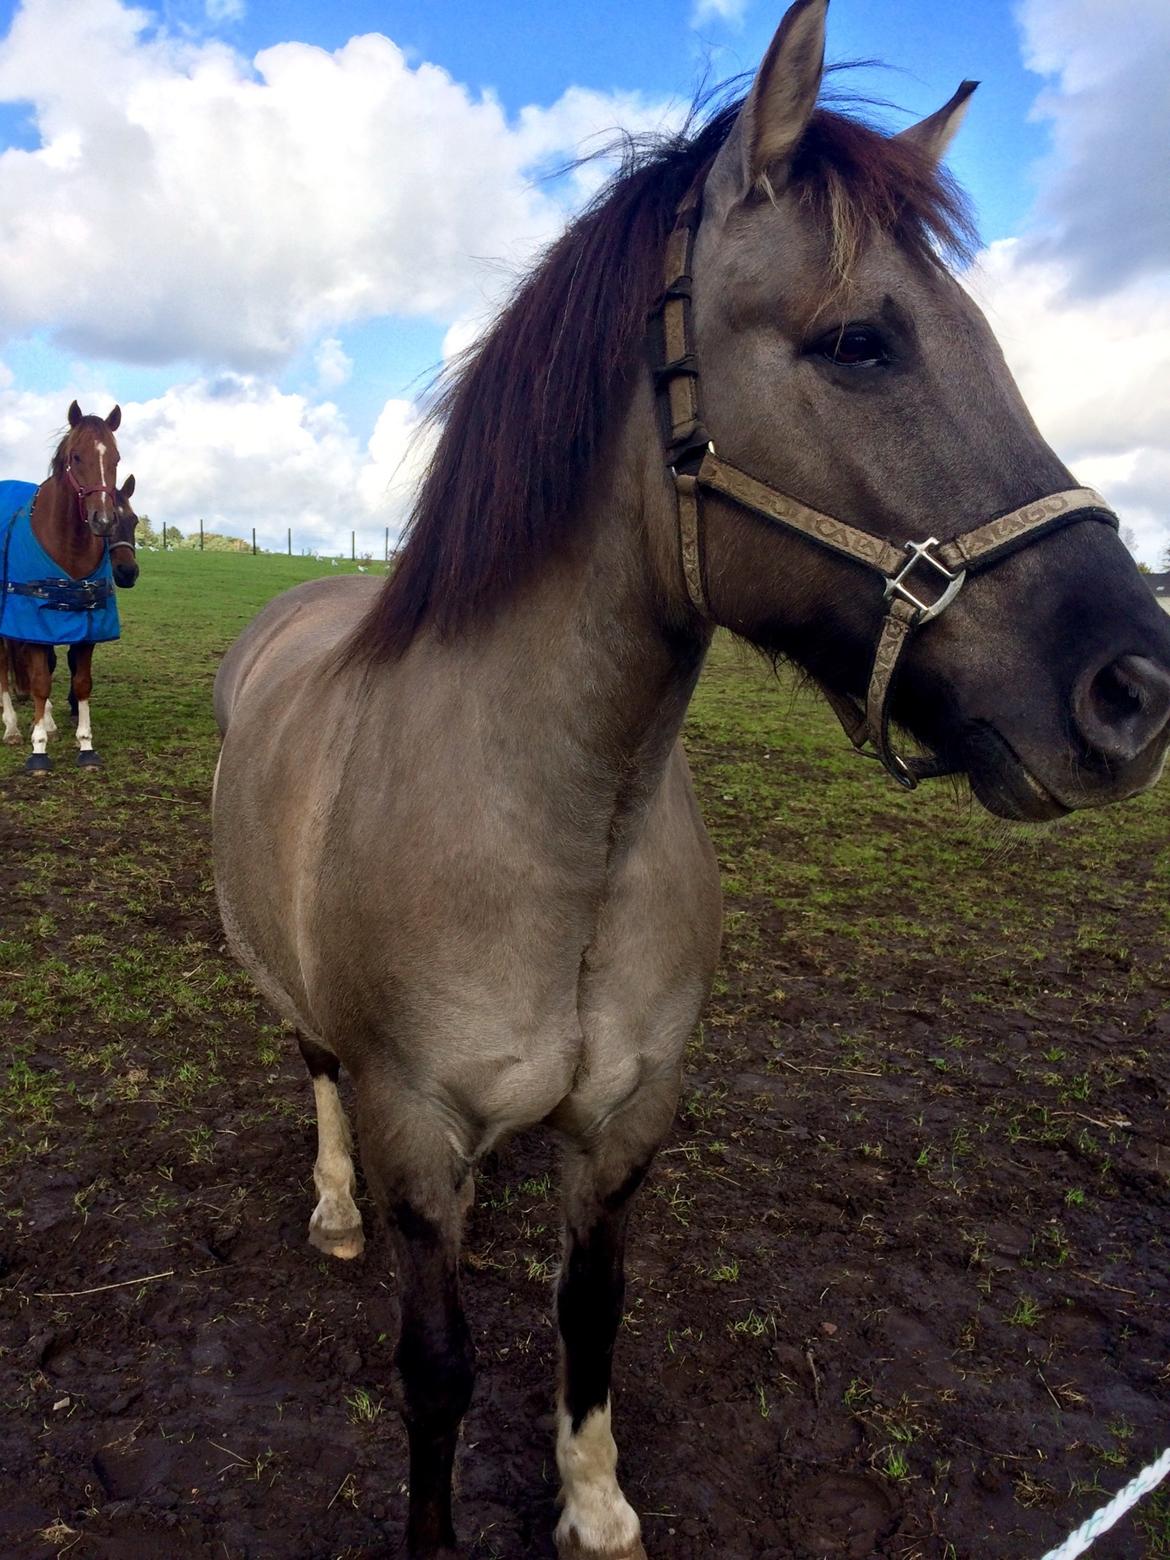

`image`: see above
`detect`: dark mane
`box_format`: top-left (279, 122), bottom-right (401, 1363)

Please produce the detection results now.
top-left (351, 99), bottom-right (976, 662)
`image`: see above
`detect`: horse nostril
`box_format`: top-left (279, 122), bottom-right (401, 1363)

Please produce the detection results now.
top-left (1074, 654), bottom-right (1170, 763)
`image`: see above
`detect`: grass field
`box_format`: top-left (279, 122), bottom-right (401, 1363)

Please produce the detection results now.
top-left (2, 549), bottom-right (1169, 1559)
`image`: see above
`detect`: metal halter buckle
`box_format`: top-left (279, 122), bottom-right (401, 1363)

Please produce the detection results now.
top-left (883, 538), bottom-right (966, 623)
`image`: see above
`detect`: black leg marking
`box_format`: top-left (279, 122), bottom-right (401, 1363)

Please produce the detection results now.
top-left (66, 646), bottom-right (79, 719)
top-left (558, 1207), bottom-right (631, 1431)
top-left (297, 1034), bottom-right (340, 1082)
top-left (390, 1202), bottom-right (475, 1558)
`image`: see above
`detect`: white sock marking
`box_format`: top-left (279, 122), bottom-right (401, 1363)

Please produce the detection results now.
top-left (76, 698), bottom-right (92, 751)
top-left (1, 689), bottom-right (18, 742)
top-left (31, 717), bottom-right (48, 755)
top-left (43, 698), bottom-right (56, 736)
top-left (555, 1400), bottom-right (641, 1555)
top-left (308, 1073), bottom-right (362, 1250)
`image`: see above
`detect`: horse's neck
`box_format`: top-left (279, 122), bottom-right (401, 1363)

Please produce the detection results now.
top-left (442, 398), bottom-right (707, 843)
top-left (32, 477), bottom-right (103, 581)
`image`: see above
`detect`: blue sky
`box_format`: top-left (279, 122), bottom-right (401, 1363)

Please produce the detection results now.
top-left (0, 0), bottom-right (1166, 562)
top-left (0, 0), bottom-right (1050, 425)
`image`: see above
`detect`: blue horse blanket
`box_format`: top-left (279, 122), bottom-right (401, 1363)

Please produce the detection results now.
top-left (0, 479), bottom-right (120, 644)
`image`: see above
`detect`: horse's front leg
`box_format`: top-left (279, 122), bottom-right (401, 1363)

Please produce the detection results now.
top-left (554, 1071), bottom-right (680, 1560)
top-left (0, 643), bottom-right (20, 745)
top-left (358, 1080), bottom-right (475, 1559)
top-left (25, 646), bottom-right (54, 772)
top-left (69, 642), bottom-right (100, 766)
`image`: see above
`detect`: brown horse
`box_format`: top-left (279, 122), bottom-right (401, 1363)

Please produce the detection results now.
top-left (212, 3), bottom-right (1170, 1555)
top-left (0, 403), bottom-right (130, 771)
top-left (61, 472), bottom-right (140, 720)
top-left (0, 472), bottom-right (138, 733)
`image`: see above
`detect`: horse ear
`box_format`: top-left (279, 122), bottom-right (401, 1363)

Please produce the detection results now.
top-left (68, 400), bottom-right (82, 427)
top-left (896, 80), bottom-right (978, 164)
top-left (122, 473), bottom-right (135, 498)
top-left (106, 405), bottom-right (122, 431)
top-left (709, 0), bottom-right (827, 205)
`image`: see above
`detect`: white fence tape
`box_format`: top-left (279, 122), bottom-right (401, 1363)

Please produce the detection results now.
top-left (1037, 1444), bottom-right (1170, 1560)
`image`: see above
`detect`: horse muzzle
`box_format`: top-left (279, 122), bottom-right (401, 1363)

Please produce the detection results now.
top-left (86, 506), bottom-right (116, 537)
top-left (959, 650), bottom-right (1170, 821)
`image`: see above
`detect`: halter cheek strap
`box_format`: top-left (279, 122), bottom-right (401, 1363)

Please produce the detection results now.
top-left (63, 463), bottom-right (119, 528)
top-left (650, 186), bottom-right (1119, 788)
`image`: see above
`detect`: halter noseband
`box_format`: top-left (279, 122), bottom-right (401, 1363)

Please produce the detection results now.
top-left (54, 459), bottom-right (135, 560)
top-left (63, 460), bottom-right (119, 529)
top-left (650, 183), bottom-right (1119, 788)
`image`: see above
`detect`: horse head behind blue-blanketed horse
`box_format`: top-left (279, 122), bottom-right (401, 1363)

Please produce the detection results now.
top-left (0, 404), bottom-right (139, 771)
top-left (212, 3), bottom-right (1170, 1554)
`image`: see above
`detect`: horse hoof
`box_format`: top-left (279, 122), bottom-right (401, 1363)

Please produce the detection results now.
top-left (25, 753), bottom-right (53, 774)
top-left (3, 732), bottom-right (20, 746)
top-left (309, 1223), bottom-right (365, 1261)
top-left (77, 750), bottom-right (102, 768)
top-left (557, 1539), bottom-right (648, 1560)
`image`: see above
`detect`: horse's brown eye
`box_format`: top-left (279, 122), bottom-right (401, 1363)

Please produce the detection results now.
top-left (818, 325), bottom-right (888, 367)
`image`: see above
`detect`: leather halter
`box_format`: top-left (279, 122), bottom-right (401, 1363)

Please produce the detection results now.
top-left (650, 182), bottom-right (1120, 788)
top-left (63, 460), bottom-right (119, 531)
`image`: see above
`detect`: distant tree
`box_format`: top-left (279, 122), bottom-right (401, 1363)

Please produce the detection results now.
top-left (1119, 525), bottom-right (1156, 573)
top-left (135, 513), bottom-right (162, 547)
top-left (175, 529), bottom-right (249, 553)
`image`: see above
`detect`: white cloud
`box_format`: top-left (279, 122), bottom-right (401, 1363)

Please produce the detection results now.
top-left (691, 0), bottom-right (749, 25)
top-left (0, 0), bottom-right (675, 371)
top-left (440, 313), bottom-right (490, 366)
top-left (952, 0), bottom-right (1169, 569)
top-left (314, 336), bottom-right (352, 390)
top-left (355, 397), bottom-right (435, 522)
top-left (1016, 0), bottom-right (1170, 294)
top-left (205, 0), bottom-right (243, 21)
top-left (1, 0), bottom-right (1163, 576)
top-left (967, 241), bottom-right (1170, 567)
top-left (0, 374), bottom-right (431, 554)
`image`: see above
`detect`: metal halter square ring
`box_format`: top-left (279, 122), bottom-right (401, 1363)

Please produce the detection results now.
top-left (883, 537), bottom-right (966, 623)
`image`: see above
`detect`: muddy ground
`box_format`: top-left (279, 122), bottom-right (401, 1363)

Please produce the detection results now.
top-left (2, 640), bottom-right (1168, 1560)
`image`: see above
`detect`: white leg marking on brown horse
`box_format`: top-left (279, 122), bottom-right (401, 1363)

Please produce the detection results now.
top-left (307, 1073), bottom-right (364, 1260)
top-left (42, 697), bottom-right (56, 736)
top-left (31, 712), bottom-right (49, 754)
top-left (1, 689), bottom-right (18, 744)
top-left (76, 698), bottom-right (93, 752)
top-left (555, 1400), bottom-right (643, 1558)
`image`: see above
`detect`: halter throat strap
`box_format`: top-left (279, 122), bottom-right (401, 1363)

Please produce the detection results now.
top-left (650, 187), bottom-right (1119, 789)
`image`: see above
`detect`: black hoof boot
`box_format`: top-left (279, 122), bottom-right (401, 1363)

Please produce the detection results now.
top-left (25, 752), bottom-right (53, 774)
top-left (77, 749), bottom-right (102, 769)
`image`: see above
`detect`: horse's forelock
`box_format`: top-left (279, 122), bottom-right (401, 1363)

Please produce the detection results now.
top-left (49, 415), bottom-right (120, 479)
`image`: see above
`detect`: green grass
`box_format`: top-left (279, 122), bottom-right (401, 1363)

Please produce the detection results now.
top-left (2, 548), bottom-right (1169, 1557)
top-left (1, 550), bottom-right (385, 1169)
